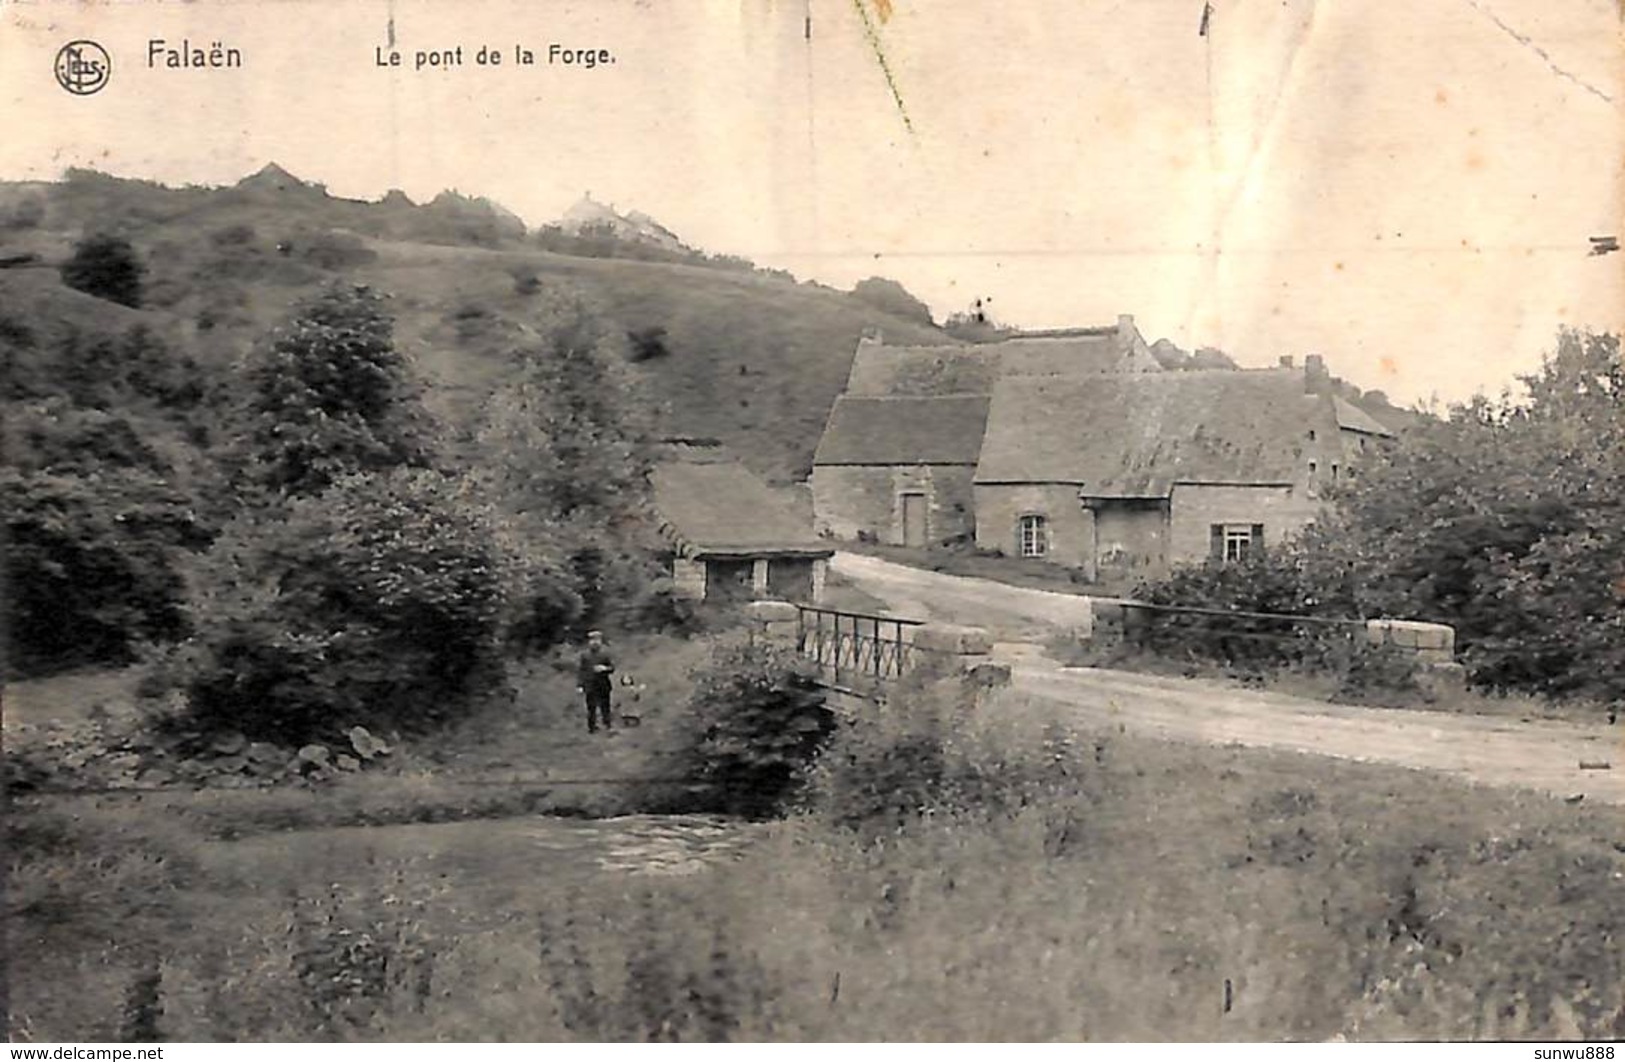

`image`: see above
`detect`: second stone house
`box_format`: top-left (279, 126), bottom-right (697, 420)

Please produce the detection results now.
top-left (971, 357), bottom-right (1395, 580)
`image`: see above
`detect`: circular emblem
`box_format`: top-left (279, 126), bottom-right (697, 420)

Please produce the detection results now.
top-left (54, 40), bottom-right (111, 96)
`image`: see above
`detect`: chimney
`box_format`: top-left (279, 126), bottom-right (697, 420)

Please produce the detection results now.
top-left (1278, 355), bottom-right (1294, 369)
top-left (1304, 353), bottom-right (1330, 394)
top-left (1117, 313), bottom-right (1135, 334)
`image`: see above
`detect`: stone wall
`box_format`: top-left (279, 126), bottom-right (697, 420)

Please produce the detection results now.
top-left (1167, 483), bottom-right (1319, 567)
top-left (811, 464), bottom-right (976, 545)
top-left (972, 482), bottom-right (1096, 572)
top-left (672, 555), bottom-right (707, 599)
top-left (1366, 619), bottom-right (1456, 664)
top-left (1092, 502), bottom-right (1169, 581)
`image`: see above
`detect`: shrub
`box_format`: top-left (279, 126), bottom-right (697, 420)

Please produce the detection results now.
top-left (298, 230), bottom-right (377, 271)
top-left (60, 233), bottom-right (145, 307)
top-left (669, 640), bottom-right (832, 818)
top-left (626, 325), bottom-right (671, 362)
top-left (164, 468), bottom-right (518, 743)
top-left (810, 677), bottom-right (1082, 835)
top-left (209, 223), bottom-right (257, 248)
top-left (850, 276), bottom-right (934, 326)
top-left (2, 467), bottom-right (204, 675)
top-left (2, 194), bottom-right (45, 231)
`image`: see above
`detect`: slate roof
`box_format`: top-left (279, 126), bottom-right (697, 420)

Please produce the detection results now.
top-left (1332, 396), bottom-right (1395, 437)
top-left (844, 328), bottom-right (1161, 398)
top-left (975, 370), bottom-right (1331, 495)
top-left (813, 395), bottom-right (990, 466)
top-left (651, 459), bottom-right (831, 558)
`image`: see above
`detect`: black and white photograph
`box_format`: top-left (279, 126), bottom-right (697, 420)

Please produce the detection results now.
top-left (2, 0), bottom-right (1622, 1045)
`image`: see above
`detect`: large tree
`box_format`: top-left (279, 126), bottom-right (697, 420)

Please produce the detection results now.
top-left (478, 286), bottom-right (668, 631)
top-left (233, 285), bottom-right (438, 498)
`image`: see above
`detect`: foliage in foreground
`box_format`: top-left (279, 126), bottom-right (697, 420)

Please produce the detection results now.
top-left (10, 685), bottom-right (1624, 1041)
top-left (667, 639), bottom-right (833, 818)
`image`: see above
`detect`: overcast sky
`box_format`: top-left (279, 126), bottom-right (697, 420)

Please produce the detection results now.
top-left (2, 0), bottom-right (1620, 404)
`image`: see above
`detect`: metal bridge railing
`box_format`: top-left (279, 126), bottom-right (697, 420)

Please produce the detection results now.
top-left (795, 606), bottom-right (925, 683)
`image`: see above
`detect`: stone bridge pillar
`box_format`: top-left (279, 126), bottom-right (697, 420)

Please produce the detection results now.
top-left (743, 599), bottom-right (800, 646)
top-left (911, 622), bottom-right (1011, 706)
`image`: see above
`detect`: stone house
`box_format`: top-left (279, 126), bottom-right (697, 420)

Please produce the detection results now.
top-left (810, 395), bottom-right (990, 546)
top-left (810, 316), bottom-right (1162, 546)
top-left (971, 358), bottom-right (1394, 580)
top-left (650, 457), bottom-right (832, 604)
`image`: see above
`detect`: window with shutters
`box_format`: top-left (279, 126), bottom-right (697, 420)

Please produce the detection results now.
top-left (1211, 523), bottom-right (1264, 563)
top-left (1018, 514), bottom-right (1048, 558)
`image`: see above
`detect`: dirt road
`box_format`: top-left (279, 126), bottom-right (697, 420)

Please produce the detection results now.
top-left (829, 551), bottom-right (1101, 639)
top-left (832, 552), bottom-right (1625, 807)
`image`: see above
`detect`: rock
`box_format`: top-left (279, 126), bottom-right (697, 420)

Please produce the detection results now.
top-left (297, 744), bottom-right (330, 766)
top-left (137, 768), bottom-right (175, 788)
top-left (210, 732), bottom-right (248, 755)
top-left (349, 726), bottom-right (386, 759)
top-left (246, 742), bottom-right (283, 763)
top-left (335, 754), bottom-right (360, 772)
top-left (214, 754), bottom-right (248, 773)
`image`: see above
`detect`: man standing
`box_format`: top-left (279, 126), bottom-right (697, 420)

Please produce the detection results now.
top-left (576, 629), bottom-right (616, 734)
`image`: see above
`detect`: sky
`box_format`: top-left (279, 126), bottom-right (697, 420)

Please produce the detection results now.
top-left (1, 0), bottom-right (1620, 404)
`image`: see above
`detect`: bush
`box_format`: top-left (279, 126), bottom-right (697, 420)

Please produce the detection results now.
top-left (850, 276), bottom-right (934, 326)
top-left (298, 230), bottom-right (377, 271)
top-left (60, 233), bottom-right (145, 307)
top-left (626, 325), bottom-right (671, 362)
top-left (810, 676), bottom-right (1082, 836)
top-left (163, 468), bottom-right (519, 744)
top-left (2, 194), bottom-right (45, 231)
top-left (670, 640), bottom-right (832, 818)
top-left (2, 467), bottom-right (204, 675)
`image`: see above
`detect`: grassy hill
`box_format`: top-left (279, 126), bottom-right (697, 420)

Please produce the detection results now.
top-left (0, 168), bottom-right (951, 482)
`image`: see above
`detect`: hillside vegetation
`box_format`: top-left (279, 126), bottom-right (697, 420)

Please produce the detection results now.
top-left (0, 167), bottom-right (950, 481)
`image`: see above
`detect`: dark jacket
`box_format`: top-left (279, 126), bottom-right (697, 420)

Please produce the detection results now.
top-left (577, 646), bottom-right (615, 692)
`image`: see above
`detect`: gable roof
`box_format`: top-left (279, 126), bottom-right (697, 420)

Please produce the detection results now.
top-left (651, 459), bottom-right (831, 558)
top-left (1332, 396), bottom-right (1395, 437)
top-left (844, 325), bottom-right (1161, 398)
top-left (975, 370), bottom-right (1329, 495)
top-left (813, 395), bottom-right (990, 466)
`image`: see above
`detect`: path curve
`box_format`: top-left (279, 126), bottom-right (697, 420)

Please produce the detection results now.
top-left (831, 551), bottom-right (1625, 806)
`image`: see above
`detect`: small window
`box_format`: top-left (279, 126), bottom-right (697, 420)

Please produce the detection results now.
top-left (1358, 436), bottom-right (1367, 451)
top-left (1211, 523), bottom-right (1264, 564)
top-left (1308, 429), bottom-right (1317, 442)
top-left (1018, 514), bottom-right (1048, 558)
top-left (1331, 462), bottom-right (1340, 480)
top-left (1308, 459), bottom-right (1318, 476)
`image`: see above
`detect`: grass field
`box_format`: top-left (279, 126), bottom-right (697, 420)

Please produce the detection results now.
top-left (9, 677), bottom-right (1623, 1041)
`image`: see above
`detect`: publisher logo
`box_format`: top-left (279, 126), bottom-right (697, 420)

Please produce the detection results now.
top-left (54, 40), bottom-right (111, 95)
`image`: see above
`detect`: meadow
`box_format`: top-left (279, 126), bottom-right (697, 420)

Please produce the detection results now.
top-left (8, 671), bottom-right (1623, 1042)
